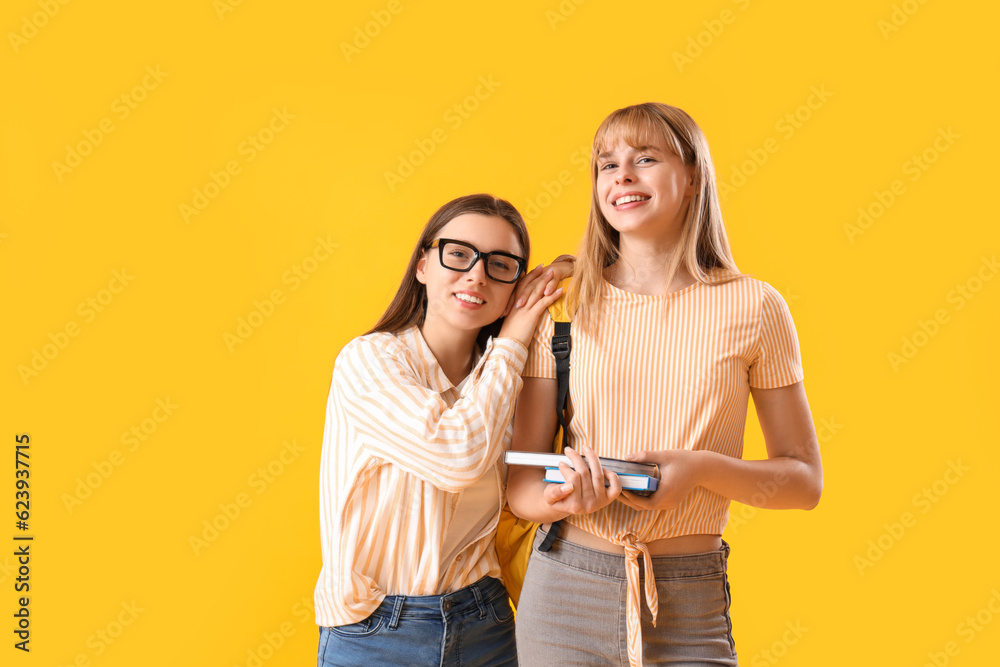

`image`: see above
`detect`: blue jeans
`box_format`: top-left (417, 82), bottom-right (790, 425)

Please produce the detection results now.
top-left (317, 576), bottom-right (517, 667)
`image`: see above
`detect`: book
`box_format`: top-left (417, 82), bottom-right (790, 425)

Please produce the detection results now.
top-left (542, 467), bottom-right (658, 495)
top-left (504, 451), bottom-right (660, 496)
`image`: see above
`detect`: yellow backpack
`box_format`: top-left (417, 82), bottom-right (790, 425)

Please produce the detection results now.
top-left (497, 281), bottom-right (572, 607)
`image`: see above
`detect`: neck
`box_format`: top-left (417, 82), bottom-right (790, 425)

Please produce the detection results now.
top-left (608, 233), bottom-right (694, 295)
top-left (418, 322), bottom-right (479, 386)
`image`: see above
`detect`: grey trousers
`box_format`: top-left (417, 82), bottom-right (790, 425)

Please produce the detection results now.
top-left (515, 526), bottom-right (738, 666)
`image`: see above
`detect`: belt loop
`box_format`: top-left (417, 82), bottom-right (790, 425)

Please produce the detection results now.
top-left (471, 582), bottom-right (486, 620)
top-left (388, 596), bottom-right (405, 631)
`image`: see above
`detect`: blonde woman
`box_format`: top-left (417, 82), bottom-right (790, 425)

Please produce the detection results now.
top-left (506, 104), bottom-right (823, 667)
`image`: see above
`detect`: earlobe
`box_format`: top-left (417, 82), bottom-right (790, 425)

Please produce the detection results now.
top-left (415, 252), bottom-right (428, 285)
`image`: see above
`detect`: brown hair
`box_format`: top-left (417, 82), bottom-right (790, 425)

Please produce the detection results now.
top-left (368, 194), bottom-right (530, 343)
top-left (571, 103), bottom-right (740, 333)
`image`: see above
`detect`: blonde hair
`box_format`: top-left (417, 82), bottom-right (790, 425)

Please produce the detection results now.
top-left (570, 103), bottom-right (740, 333)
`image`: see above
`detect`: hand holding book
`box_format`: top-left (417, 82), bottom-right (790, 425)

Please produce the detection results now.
top-left (505, 448), bottom-right (660, 497)
top-left (616, 448), bottom-right (704, 510)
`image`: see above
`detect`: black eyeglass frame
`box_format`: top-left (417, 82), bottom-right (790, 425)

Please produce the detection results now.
top-left (426, 238), bottom-right (527, 284)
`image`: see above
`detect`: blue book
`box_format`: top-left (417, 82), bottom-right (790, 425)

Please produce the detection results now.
top-left (504, 451), bottom-right (660, 496)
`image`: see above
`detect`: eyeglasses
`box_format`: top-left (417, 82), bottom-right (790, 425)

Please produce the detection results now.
top-left (426, 238), bottom-right (527, 284)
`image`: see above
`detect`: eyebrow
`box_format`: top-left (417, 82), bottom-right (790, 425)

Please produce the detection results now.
top-left (447, 238), bottom-right (523, 257)
top-left (597, 144), bottom-right (664, 159)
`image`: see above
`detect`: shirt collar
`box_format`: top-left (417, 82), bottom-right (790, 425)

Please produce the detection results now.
top-left (399, 325), bottom-right (481, 393)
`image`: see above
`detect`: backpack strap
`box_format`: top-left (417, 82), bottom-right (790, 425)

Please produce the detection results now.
top-left (540, 279), bottom-right (573, 553)
top-left (547, 278), bottom-right (573, 434)
top-left (552, 321), bottom-right (571, 433)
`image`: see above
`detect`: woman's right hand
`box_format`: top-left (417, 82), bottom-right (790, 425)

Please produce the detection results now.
top-left (542, 445), bottom-right (623, 515)
top-left (498, 269), bottom-right (563, 347)
top-left (506, 255), bottom-right (575, 316)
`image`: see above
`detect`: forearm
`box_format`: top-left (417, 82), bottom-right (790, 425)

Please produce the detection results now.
top-left (347, 337), bottom-right (527, 491)
top-left (506, 469), bottom-right (572, 524)
top-left (694, 450), bottom-right (822, 510)
top-left (506, 377), bottom-right (623, 521)
top-left (506, 376), bottom-right (568, 522)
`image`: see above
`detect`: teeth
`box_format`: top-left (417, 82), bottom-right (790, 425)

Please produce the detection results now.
top-left (614, 194), bottom-right (650, 206)
top-left (455, 293), bottom-right (484, 304)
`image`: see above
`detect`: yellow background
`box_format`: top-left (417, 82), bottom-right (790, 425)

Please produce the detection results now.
top-left (3, 0), bottom-right (998, 665)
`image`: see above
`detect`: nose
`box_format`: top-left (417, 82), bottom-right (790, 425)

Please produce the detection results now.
top-left (464, 257), bottom-right (488, 284)
top-left (615, 165), bottom-right (634, 185)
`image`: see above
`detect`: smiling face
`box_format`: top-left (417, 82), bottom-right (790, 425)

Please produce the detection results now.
top-left (415, 212), bottom-right (524, 340)
top-left (595, 138), bottom-right (694, 247)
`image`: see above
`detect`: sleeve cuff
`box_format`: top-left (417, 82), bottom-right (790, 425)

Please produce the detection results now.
top-left (486, 336), bottom-right (529, 371)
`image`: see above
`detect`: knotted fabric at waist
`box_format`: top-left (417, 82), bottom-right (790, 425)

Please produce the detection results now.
top-left (546, 522), bottom-right (724, 667)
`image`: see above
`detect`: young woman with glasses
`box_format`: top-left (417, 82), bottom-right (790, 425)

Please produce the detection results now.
top-left (314, 194), bottom-right (569, 667)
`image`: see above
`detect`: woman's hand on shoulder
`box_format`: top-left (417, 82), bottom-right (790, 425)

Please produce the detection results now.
top-left (505, 255), bottom-right (575, 317)
top-left (617, 449), bottom-right (706, 512)
top-left (498, 269), bottom-right (563, 347)
top-left (542, 445), bottom-right (622, 515)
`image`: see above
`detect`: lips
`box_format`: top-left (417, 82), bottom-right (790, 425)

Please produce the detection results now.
top-left (612, 192), bottom-right (651, 207)
top-left (454, 292), bottom-right (485, 305)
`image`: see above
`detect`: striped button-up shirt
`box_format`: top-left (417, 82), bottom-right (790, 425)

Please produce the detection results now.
top-left (314, 326), bottom-right (527, 627)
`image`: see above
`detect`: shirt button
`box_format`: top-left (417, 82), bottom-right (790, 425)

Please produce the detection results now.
top-left (456, 555), bottom-right (463, 561)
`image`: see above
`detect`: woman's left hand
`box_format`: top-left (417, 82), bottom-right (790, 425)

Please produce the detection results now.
top-left (617, 449), bottom-right (705, 512)
top-left (505, 255), bottom-right (576, 316)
